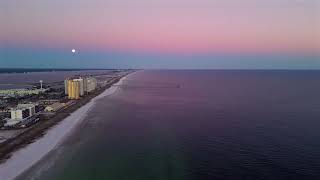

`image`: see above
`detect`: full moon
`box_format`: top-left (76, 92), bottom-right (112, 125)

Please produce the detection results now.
top-left (72, 49), bottom-right (76, 53)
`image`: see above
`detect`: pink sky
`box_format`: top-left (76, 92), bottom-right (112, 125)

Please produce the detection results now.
top-left (1, 0), bottom-right (319, 55)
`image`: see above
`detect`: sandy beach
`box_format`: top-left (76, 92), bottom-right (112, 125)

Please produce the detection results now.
top-left (0, 75), bottom-right (128, 180)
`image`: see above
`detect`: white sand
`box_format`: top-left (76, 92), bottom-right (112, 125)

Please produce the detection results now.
top-left (0, 76), bottom-right (128, 180)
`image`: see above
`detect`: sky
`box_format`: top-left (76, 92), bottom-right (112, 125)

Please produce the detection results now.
top-left (0, 0), bottom-right (319, 69)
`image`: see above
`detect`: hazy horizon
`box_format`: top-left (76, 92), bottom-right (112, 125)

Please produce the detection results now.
top-left (1, 0), bottom-right (319, 69)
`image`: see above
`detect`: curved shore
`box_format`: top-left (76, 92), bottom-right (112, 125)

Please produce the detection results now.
top-left (0, 74), bottom-right (129, 180)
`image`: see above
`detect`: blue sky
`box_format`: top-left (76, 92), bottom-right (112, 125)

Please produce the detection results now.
top-left (1, 47), bottom-right (319, 69)
top-left (0, 0), bottom-right (319, 69)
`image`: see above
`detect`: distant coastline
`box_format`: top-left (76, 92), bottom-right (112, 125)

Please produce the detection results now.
top-left (2, 68), bottom-right (320, 75)
top-left (0, 68), bottom-right (134, 74)
top-left (0, 72), bottom-right (133, 180)
top-left (0, 72), bottom-right (132, 162)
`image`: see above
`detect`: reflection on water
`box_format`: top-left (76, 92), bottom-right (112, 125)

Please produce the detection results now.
top-left (19, 70), bottom-right (320, 180)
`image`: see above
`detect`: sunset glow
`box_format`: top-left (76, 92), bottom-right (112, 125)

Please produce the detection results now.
top-left (0, 0), bottom-right (319, 68)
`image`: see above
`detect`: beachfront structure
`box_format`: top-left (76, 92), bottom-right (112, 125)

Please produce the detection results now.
top-left (17, 104), bottom-right (36, 116)
top-left (5, 103), bottom-right (41, 127)
top-left (65, 77), bottom-right (97, 99)
top-left (67, 80), bottom-right (81, 99)
top-left (11, 108), bottom-right (30, 120)
top-left (64, 79), bottom-right (68, 95)
top-left (85, 77), bottom-right (97, 93)
top-left (73, 78), bottom-right (84, 96)
top-left (45, 102), bottom-right (65, 112)
top-left (10, 104), bottom-right (36, 120)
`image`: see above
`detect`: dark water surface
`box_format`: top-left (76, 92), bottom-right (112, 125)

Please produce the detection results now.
top-left (20, 70), bottom-right (320, 180)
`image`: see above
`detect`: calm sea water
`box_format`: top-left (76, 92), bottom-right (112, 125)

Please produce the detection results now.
top-left (19, 70), bottom-right (320, 180)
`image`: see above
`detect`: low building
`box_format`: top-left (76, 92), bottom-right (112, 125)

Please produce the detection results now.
top-left (17, 104), bottom-right (36, 116)
top-left (0, 89), bottom-right (46, 97)
top-left (45, 102), bottom-right (65, 112)
top-left (10, 104), bottom-right (37, 120)
top-left (5, 103), bottom-right (40, 127)
top-left (38, 99), bottom-right (60, 105)
top-left (10, 108), bottom-right (30, 120)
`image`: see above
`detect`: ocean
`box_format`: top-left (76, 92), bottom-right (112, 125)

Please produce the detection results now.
top-left (17, 70), bottom-right (320, 179)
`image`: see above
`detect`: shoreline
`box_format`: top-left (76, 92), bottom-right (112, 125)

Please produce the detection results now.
top-left (0, 73), bottom-right (131, 180)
